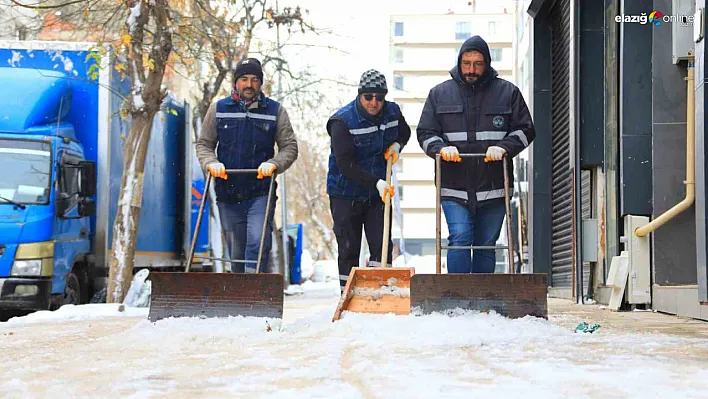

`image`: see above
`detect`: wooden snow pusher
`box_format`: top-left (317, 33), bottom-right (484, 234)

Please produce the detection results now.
top-left (333, 157), bottom-right (415, 321)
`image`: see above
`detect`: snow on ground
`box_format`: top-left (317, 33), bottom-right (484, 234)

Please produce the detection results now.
top-left (1, 282), bottom-right (708, 399)
top-left (3, 303), bottom-right (149, 324)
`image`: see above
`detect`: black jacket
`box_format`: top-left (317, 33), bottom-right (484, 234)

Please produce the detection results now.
top-left (416, 35), bottom-right (535, 207)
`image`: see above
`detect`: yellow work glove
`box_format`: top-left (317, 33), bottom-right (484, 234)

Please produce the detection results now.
top-left (376, 179), bottom-right (395, 203)
top-left (440, 146), bottom-right (462, 162)
top-left (257, 162), bottom-right (277, 179)
top-left (484, 146), bottom-right (507, 162)
top-left (384, 142), bottom-right (401, 164)
top-left (207, 162), bottom-right (227, 180)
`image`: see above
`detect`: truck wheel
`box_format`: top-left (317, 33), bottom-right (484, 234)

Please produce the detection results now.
top-left (63, 272), bottom-right (82, 306)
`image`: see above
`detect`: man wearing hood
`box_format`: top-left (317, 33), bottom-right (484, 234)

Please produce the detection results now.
top-left (326, 69), bottom-right (411, 291)
top-left (417, 35), bottom-right (535, 274)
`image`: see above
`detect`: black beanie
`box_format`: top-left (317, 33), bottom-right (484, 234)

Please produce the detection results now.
top-left (234, 58), bottom-right (264, 82)
top-left (358, 69), bottom-right (388, 94)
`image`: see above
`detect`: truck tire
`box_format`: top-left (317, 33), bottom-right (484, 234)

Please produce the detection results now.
top-left (63, 271), bottom-right (82, 306)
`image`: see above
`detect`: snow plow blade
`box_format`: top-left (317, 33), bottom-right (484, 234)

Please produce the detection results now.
top-left (148, 272), bottom-right (284, 322)
top-left (332, 267), bottom-right (415, 321)
top-left (409, 273), bottom-right (548, 319)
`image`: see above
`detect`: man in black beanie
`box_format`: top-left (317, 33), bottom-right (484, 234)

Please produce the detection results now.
top-left (325, 69), bottom-right (412, 291)
top-left (196, 57), bottom-right (299, 273)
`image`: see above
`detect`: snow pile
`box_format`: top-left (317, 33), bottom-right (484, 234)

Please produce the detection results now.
top-left (299, 249), bottom-right (315, 281)
top-left (123, 268), bottom-right (151, 307)
top-left (3, 303), bottom-right (148, 324)
top-left (309, 259), bottom-right (338, 283)
top-left (351, 282), bottom-right (410, 299)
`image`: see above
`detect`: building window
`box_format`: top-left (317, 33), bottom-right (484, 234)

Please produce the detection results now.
top-left (490, 48), bottom-right (503, 62)
top-left (398, 186), bottom-right (404, 201)
top-left (391, 47), bottom-right (404, 63)
top-left (455, 22), bottom-right (471, 40)
top-left (396, 159), bottom-right (404, 173)
top-left (394, 22), bottom-right (404, 37)
top-left (488, 21), bottom-right (499, 36)
top-left (394, 75), bottom-right (404, 90)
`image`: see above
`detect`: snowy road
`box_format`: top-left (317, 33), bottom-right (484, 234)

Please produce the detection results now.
top-left (1, 281), bottom-right (707, 399)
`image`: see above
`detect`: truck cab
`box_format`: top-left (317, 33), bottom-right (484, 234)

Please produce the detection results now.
top-left (0, 69), bottom-right (97, 311)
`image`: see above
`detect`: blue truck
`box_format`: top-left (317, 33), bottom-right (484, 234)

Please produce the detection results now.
top-left (0, 40), bottom-right (211, 314)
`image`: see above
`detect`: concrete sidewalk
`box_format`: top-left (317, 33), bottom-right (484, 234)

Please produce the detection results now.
top-left (547, 298), bottom-right (708, 339)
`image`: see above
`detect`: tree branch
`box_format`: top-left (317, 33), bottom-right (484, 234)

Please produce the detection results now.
top-left (9, 0), bottom-right (86, 9)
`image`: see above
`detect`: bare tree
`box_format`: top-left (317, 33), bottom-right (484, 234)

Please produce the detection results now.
top-left (104, 1), bottom-right (174, 303)
top-left (169, 0), bottom-right (312, 132)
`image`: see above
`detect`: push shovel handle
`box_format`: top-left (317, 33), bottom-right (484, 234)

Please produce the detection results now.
top-left (381, 157), bottom-right (393, 268)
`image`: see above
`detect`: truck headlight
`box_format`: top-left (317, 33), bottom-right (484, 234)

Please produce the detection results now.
top-left (11, 260), bottom-right (42, 276)
top-left (13, 241), bottom-right (54, 276)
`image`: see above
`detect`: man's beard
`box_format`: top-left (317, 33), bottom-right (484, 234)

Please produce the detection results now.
top-left (464, 73), bottom-right (479, 82)
top-left (239, 87), bottom-right (258, 100)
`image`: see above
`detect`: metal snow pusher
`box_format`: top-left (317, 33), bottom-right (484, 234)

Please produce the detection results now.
top-left (148, 169), bottom-right (283, 322)
top-left (409, 153), bottom-right (548, 319)
top-left (333, 157), bottom-right (415, 321)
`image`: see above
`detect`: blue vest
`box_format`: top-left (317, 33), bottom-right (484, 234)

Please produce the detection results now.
top-left (327, 100), bottom-right (401, 201)
top-left (214, 95), bottom-right (279, 201)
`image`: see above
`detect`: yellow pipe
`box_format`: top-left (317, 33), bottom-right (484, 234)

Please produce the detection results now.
top-left (635, 60), bottom-right (695, 237)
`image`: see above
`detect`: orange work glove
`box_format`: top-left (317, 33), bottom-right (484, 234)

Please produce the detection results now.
top-left (207, 162), bottom-right (227, 180)
top-left (257, 162), bottom-right (277, 179)
top-left (384, 142), bottom-right (401, 164)
top-left (484, 146), bottom-right (507, 162)
top-left (440, 146), bottom-right (462, 162)
top-left (376, 179), bottom-right (395, 203)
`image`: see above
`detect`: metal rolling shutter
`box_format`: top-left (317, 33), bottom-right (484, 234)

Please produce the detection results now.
top-left (580, 169), bottom-right (592, 296)
top-left (550, 0), bottom-right (573, 294)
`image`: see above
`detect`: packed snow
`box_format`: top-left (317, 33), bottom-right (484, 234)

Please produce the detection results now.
top-left (1, 277), bottom-right (707, 399)
top-left (2, 303), bottom-right (148, 324)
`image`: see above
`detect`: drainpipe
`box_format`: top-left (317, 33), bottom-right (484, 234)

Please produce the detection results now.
top-left (635, 59), bottom-right (695, 238)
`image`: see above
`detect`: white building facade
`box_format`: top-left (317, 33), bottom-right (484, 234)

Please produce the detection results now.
top-left (386, 1), bottom-right (517, 257)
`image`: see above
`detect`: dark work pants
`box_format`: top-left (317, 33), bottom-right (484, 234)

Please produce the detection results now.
top-left (329, 196), bottom-right (393, 291)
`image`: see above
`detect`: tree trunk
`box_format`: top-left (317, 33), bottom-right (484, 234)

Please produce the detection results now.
top-left (105, 0), bottom-right (172, 303)
top-left (107, 111), bottom-right (154, 303)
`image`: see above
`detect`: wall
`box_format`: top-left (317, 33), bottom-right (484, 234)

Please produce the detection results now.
top-left (651, 0), bottom-right (697, 286)
top-left (697, 0), bottom-right (708, 303)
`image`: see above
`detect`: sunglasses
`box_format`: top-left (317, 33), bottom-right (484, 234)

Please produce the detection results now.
top-left (362, 93), bottom-right (385, 102)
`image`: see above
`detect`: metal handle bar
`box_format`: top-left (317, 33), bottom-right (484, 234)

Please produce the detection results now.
top-left (435, 153), bottom-right (516, 275)
top-left (443, 245), bottom-right (509, 250)
top-left (193, 255), bottom-right (258, 264)
top-left (225, 169), bottom-right (262, 174)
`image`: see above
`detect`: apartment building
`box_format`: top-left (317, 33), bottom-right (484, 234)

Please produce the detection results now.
top-left (386, 2), bottom-right (516, 258)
